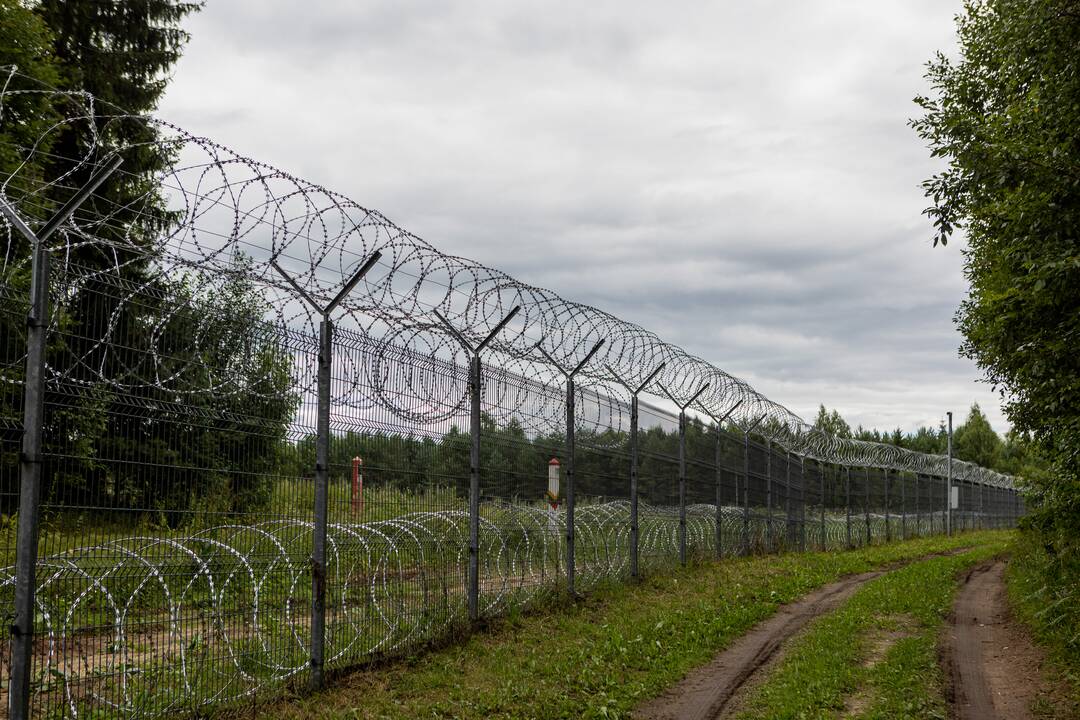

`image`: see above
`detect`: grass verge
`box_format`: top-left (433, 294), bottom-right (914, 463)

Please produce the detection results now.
top-left (731, 534), bottom-right (1011, 720)
top-left (1006, 531), bottom-right (1080, 718)
top-left (236, 530), bottom-right (1013, 720)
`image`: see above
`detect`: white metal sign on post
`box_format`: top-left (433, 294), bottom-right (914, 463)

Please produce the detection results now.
top-left (950, 485), bottom-right (960, 510)
top-left (547, 458), bottom-right (560, 534)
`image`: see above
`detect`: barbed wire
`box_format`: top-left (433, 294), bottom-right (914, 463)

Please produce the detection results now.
top-left (0, 65), bottom-right (1014, 489)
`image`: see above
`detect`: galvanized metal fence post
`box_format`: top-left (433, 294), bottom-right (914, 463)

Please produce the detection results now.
top-left (659, 382), bottom-right (708, 567)
top-left (979, 481), bottom-right (984, 530)
top-left (606, 363), bottom-right (663, 581)
top-left (566, 376), bottom-right (577, 592)
top-left (845, 465), bottom-right (852, 549)
top-left (742, 431), bottom-right (751, 555)
top-left (820, 462), bottom-right (826, 551)
top-left (864, 467), bottom-right (871, 545)
top-left (916, 474), bottom-right (922, 536)
top-left (9, 242), bottom-right (48, 720)
top-left (884, 469), bottom-right (891, 542)
top-left (2, 158), bottom-right (122, 720)
top-left (799, 455), bottom-right (806, 552)
top-left (434, 307), bottom-right (519, 618)
top-left (678, 409), bottom-right (687, 565)
top-left (946, 411), bottom-right (953, 536)
top-left (536, 339), bottom-right (605, 596)
top-left (273, 250), bottom-right (383, 689)
top-left (311, 316), bottom-right (332, 689)
top-left (765, 440), bottom-right (773, 552)
top-left (629, 394), bottom-right (640, 577)
top-left (467, 353), bottom-right (482, 618)
top-left (715, 429), bottom-right (723, 558)
top-left (900, 471), bottom-right (906, 540)
top-left (697, 399), bottom-right (739, 560)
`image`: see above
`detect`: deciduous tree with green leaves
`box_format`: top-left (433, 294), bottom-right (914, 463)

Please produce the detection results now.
top-left (912, 0), bottom-right (1080, 669)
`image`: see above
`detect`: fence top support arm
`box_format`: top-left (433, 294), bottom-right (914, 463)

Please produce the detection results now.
top-left (534, 337), bottom-right (606, 379)
top-left (1, 154), bottom-right (124, 247)
top-left (273, 250), bottom-right (382, 318)
top-left (604, 361), bottom-right (665, 396)
top-left (326, 251), bottom-right (382, 314)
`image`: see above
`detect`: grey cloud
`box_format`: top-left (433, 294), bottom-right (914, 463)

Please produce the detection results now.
top-left (159, 0), bottom-right (1006, 433)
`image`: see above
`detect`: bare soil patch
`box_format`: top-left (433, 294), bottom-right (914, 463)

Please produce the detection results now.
top-left (943, 560), bottom-right (1056, 720)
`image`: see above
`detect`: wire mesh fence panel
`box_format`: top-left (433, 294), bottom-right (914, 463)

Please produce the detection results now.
top-left (634, 402), bottom-right (680, 576)
top-left (0, 277), bottom-right (28, 706)
top-left (16, 264), bottom-right (317, 719)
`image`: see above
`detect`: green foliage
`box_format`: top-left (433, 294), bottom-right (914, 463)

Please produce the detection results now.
top-left (952, 402), bottom-right (1002, 468)
top-left (0, 0), bottom-right (61, 196)
top-left (32, 0), bottom-right (202, 261)
top-left (912, 0), bottom-right (1080, 652)
top-left (1007, 533), bottom-right (1080, 713)
top-left (1, 1), bottom-right (294, 523)
top-left (813, 404), bottom-right (853, 439)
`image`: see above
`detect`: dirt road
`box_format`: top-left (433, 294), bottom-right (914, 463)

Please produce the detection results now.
top-left (945, 560), bottom-right (1049, 720)
top-left (633, 567), bottom-right (887, 720)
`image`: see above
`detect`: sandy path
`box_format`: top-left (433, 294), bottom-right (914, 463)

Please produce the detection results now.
top-left (633, 568), bottom-right (886, 720)
top-left (944, 560), bottom-right (1048, 720)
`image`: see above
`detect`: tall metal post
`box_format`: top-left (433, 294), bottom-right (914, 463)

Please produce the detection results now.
top-left (864, 467), bottom-right (871, 545)
top-left (715, 428), bottom-right (723, 558)
top-left (794, 455), bottom-right (803, 552)
top-left (704, 403), bottom-right (742, 560)
top-left (10, 243), bottom-right (48, 720)
top-left (819, 462), bottom-right (826, 550)
top-left (466, 354), bottom-right (482, 618)
top-left (273, 250), bottom-right (383, 690)
top-left (946, 411), bottom-right (953, 536)
top-left (884, 469), bottom-right (891, 542)
top-left (979, 481), bottom-right (984, 530)
top-left (434, 307), bottom-right (519, 616)
top-left (742, 432), bottom-right (751, 555)
top-left (629, 395), bottom-right (640, 578)
top-left (786, 453), bottom-right (794, 548)
top-left (916, 474), bottom-right (922, 536)
top-left (566, 376), bottom-right (576, 593)
top-left (659, 382), bottom-right (708, 567)
top-left (845, 466), bottom-right (852, 549)
top-left (765, 440), bottom-right (773, 552)
top-left (607, 363), bottom-right (663, 581)
top-left (677, 409), bottom-right (687, 565)
top-left (2, 157), bottom-right (122, 720)
top-left (310, 317), bottom-right (332, 690)
top-left (536, 338), bottom-right (605, 596)
top-left (900, 471), bottom-right (906, 540)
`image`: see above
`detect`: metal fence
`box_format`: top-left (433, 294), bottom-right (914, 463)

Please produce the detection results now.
top-left (0, 67), bottom-right (1023, 719)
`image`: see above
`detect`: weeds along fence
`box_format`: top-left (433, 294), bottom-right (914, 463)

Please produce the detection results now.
top-left (0, 67), bottom-right (1023, 719)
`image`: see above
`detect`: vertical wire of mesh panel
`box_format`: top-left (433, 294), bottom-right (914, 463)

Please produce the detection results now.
top-left (0, 270), bottom-right (29, 707)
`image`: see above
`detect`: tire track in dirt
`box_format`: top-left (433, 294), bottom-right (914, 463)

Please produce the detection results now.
top-left (944, 560), bottom-right (1049, 720)
top-left (634, 549), bottom-right (970, 720)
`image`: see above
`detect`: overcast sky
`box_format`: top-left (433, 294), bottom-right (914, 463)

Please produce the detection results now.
top-left (157, 0), bottom-right (1007, 435)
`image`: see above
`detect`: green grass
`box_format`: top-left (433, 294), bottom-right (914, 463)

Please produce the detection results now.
top-left (238, 530), bottom-right (1013, 720)
top-left (1005, 531), bottom-right (1080, 718)
top-left (732, 535), bottom-right (1011, 720)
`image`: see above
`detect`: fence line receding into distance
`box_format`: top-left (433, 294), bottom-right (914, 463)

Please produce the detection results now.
top-left (0, 67), bottom-right (1023, 720)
